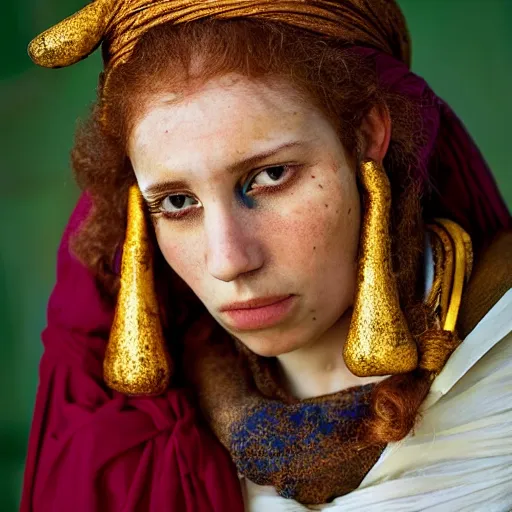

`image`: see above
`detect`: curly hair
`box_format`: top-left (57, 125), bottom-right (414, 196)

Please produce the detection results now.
top-left (71, 19), bottom-right (446, 445)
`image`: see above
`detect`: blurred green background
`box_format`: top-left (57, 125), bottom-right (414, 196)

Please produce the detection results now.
top-left (1, 0), bottom-right (511, 510)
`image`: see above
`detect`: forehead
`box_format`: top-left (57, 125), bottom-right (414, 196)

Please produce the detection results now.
top-left (128, 74), bottom-right (327, 182)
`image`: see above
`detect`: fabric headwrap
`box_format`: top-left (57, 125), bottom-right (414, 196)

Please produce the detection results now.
top-left (353, 47), bottom-right (510, 251)
top-left (29, 0), bottom-right (410, 71)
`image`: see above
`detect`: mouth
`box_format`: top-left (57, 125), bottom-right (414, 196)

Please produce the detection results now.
top-left (220, 295), bottom-right (296, 330)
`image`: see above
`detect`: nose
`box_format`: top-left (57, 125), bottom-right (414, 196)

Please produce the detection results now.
top-left (205, 205), bottom-right (264, 282)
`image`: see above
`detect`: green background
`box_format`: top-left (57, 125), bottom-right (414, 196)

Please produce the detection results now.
top-left (1, 1), bottom-right (511, 510)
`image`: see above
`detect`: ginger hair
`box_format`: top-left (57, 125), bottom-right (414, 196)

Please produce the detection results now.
top-left (71, 19), bottom-right (453, 445)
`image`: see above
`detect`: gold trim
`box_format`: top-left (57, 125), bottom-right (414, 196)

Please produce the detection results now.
top-left (435, 219), bottom-right (471, 332)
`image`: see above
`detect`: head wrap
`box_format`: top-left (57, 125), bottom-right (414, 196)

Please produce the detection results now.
top-left (29, 0), bottom-right (410, 71)
top-left (353, 47), bottom-right (510, 251)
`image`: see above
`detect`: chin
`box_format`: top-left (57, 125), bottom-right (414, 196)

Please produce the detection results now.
top-left (239, 335), bottom-right (308, 358)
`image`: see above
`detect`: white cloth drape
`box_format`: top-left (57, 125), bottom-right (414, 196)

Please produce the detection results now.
top-left (242, 289), bottom-right (512, 511)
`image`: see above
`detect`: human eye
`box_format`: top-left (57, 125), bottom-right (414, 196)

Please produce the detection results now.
top-left (148, 193), bottom-right (201, 219)
top-left (243, 165), bottom-right (296, 194)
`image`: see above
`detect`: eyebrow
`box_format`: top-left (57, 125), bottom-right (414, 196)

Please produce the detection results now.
top-left (142, 140), bottom-right (310, 198)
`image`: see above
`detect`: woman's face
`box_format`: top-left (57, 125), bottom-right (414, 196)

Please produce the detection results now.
top-left (128, 74), bottom-right (361, 357)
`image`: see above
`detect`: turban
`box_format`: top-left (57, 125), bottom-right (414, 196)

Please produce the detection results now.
top-left (29, 0), bottom-right (410, 71)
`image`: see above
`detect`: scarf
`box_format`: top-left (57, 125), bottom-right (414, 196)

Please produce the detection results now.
top-left (183, 315), bottom-right (385, 505)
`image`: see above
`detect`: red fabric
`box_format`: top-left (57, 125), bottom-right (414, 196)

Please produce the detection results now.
top-left (20, 195), bottom-right (244, 512)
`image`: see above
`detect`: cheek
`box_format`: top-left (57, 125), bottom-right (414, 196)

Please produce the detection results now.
top-left (293, 180), bottom-right (360, 318)
top-left (274, 176), bottom-right (360, 272)
top-left (154, 221), bottom-right (204, 291)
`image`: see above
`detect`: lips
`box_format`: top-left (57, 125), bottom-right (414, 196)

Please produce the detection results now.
top-left (220, 295), bottom-right (296, 330)
top-left (220, 295), bottom-right (292, 311)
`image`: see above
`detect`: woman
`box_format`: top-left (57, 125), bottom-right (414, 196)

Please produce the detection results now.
top-left (22, 1), bottom-right (511, 511)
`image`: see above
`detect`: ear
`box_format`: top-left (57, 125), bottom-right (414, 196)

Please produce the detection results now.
top-left (359, 105), bottom-right (391, 163)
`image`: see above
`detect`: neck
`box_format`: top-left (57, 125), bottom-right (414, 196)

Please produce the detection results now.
top-left (276, 309), bottom-right (385, 399)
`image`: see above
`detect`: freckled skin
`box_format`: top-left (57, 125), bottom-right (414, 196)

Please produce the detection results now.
top-left (128, 73), bottom-right (361, 358)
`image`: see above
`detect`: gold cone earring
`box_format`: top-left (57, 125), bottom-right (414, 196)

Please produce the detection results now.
top-left (343, 160), bottom-right (418, 377)
top-left (104, 185), bottom-right (172, 395)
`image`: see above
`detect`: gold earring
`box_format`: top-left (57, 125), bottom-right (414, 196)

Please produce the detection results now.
top-left (104, 185), bottom-right (172, 395)
top-left (343, 160), bottom-right (418, 377)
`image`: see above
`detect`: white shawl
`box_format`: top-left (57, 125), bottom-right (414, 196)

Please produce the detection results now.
top-left (242, 289), bottom-right (512, 511)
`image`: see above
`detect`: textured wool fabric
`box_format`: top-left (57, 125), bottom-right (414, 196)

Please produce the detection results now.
top-left (228, 385), bottom-right (384, 504)
top-left (183, 321), bottom-right (385, 504)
